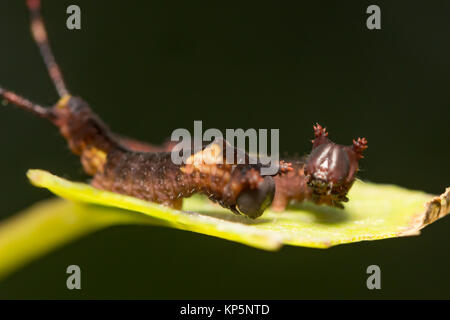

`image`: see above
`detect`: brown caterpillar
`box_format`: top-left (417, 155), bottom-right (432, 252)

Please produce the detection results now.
top-left (0, 0), bottom-right (291, 219)
top-left (119, 124), bottom-right (368, 211)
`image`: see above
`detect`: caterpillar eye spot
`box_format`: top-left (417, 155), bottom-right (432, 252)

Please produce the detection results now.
top-left (236, 176), bottom-right (275, 219)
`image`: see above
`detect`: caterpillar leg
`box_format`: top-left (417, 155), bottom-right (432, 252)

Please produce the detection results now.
top-left (271, 194), bottom-right (289, 212)
top-left (169, 198), bottom-right (184, 211)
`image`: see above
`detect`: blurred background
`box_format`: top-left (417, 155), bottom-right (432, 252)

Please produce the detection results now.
top-left (0, 0), bottom-right (449, 298)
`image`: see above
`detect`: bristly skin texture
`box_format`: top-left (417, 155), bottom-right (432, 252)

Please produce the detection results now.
top-left (0, 0), bottom-right (292, 219)
top-left (272, 124), bottom-right (368, 211)
top-left (118, 123), bottom-right (368, 212)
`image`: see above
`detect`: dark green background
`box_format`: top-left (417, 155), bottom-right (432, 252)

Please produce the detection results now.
top-left (0, 0), bottom-right (449, 299)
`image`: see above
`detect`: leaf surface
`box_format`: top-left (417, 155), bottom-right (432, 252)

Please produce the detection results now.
top-left (0, 169), bottom-right (448, 279)
top-left (27, 169), bottom-right (450, 249)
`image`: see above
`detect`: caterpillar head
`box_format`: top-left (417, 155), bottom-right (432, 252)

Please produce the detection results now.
top-left (304, 124), bottom-right (368, 208)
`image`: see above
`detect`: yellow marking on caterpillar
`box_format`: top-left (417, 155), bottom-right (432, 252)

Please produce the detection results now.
top-left (56, 94), bottom-right (71, 109)
top-left (185, 143), bottom-right (223, 166)
top-left (181, 143), bottom-right (226, 175)
top-left (81, 147), bottom-right (107, 175)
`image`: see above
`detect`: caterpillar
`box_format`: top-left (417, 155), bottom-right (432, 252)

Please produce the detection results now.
top-left (118, 124), bottom-right (368, 211)
top-left (0, 0), bottom-right (291, 219)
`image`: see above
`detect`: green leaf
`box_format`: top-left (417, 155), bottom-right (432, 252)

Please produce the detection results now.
top-left (0, 169), bottom-right (448, 279)
top-left (26, 169), bottom-right (450, 248)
